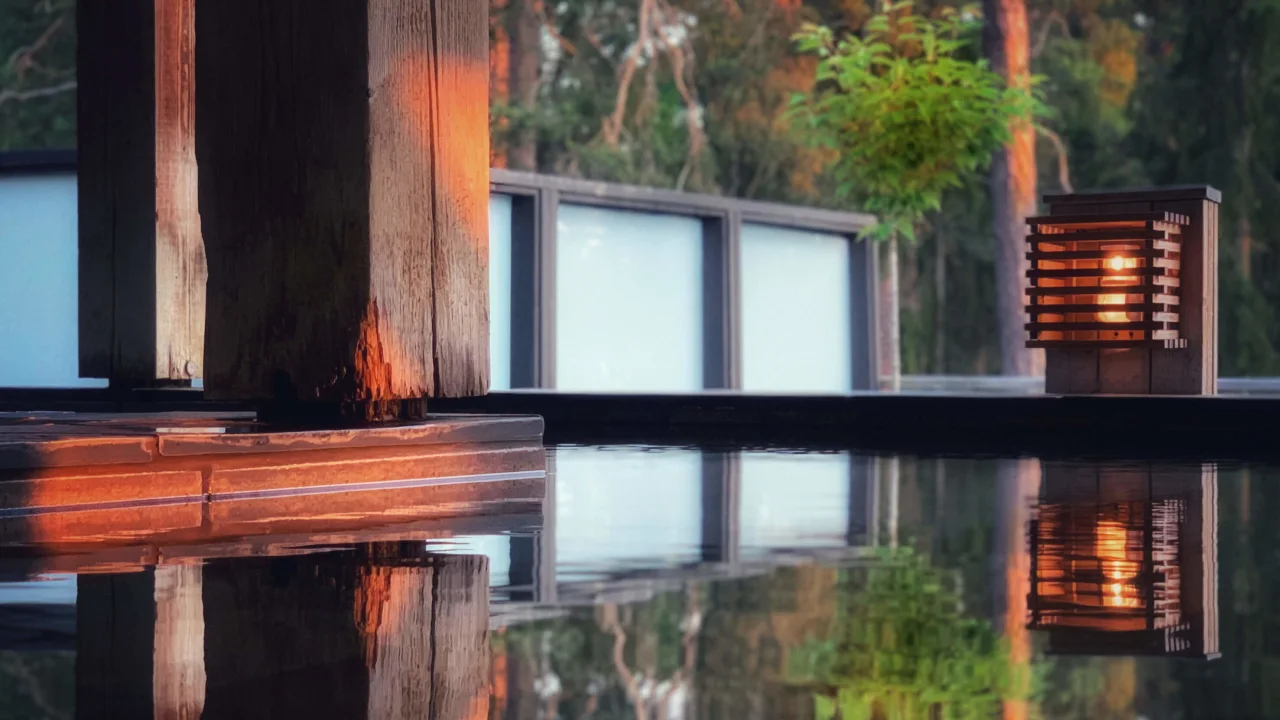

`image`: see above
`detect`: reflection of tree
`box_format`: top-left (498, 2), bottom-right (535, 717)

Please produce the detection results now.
top-left (0, 651), bottom-right (73, 720)
top-left (788, 549), bottom-right (1019, 720)
top-left (495, 586), bottom-right (698, 719)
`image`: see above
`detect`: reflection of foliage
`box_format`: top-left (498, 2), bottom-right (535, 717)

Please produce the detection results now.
top-left (0, 651), bottom-right (74, 720)
top-left (789, 548), bottom-right (1018, 720)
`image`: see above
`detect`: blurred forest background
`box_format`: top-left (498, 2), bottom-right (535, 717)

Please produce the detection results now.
top-left (3, 0), bottom-right (1279, 376)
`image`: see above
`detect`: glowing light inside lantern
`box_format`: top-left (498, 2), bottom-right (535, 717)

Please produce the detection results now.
top-left (1098, 255), bottom-right (1140, 323)
top-left (1096, 520), bottom-right (1141, 608)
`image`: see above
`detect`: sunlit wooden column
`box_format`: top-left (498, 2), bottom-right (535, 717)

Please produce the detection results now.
top-left (77, 0), bottom-right (205, 385)
top-left (75, 566), bottom-right (206, 720)
top-left (194, 0), bottom-right (490, 416)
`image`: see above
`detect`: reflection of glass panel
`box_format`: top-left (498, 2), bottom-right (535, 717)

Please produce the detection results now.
top-left (554, 447), bottom-right (702, 577)
top-left (0, 174), bottom-right (104, 388)
top-left (555, 204), bottom-right (703, 392)
top-left (741, 224), bottom-right (852, 393)
top-left (437, 534), bottom-right (512, 590)
top-left (489, 194), bottom-right (513, 390)
top-left (740, 452), bottom-right (851, 550)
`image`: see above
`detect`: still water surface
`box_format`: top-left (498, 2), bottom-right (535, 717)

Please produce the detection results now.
top-left (0, 445), bottom-right (1264, 719)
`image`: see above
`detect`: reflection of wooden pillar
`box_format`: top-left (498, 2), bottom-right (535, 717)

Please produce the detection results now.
top-left (194, 1), bottom-right (490, 409)
top-left (202, 556), bottom-right (368, 719)
top-left (358, 555), bottom-right (490, 720)
top-left (76, 566), bottom-right (206, 720)
top-left (202, 552), bottom-right (490, 719)
top-left (153, 566), bottom-right (205, 720)
top-left (77, 0), bottom-right (205, 383)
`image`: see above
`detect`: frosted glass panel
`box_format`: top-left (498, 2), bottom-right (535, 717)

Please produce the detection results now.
top-left (0, 173), bottom-right (104, 388)
top-left (741, 224), bottom-right (852, 393)
top-left (489, 194), bottom-right (513, 390)
top-left (740, 452), bottom-right (852, 550)
top-left (556, 204), bottom-right (702, 392)
top-left (555, 447), bottom-right (702, 578)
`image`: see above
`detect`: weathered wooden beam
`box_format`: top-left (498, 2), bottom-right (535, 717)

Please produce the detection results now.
top-left (77, 0), bottom-right (205, 384)
top-left (194, 0), bottom-right (490, 414)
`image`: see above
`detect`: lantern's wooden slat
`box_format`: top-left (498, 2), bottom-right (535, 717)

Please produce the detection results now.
top-left (1028, 339), bottom-right (1188, 349)
top-left (1026, 211), bottom-right (1191, 228)
top-left (1027, 304), bottom-right (1178, 315)
top-left (1027, 249), bottom-right (1172, 262)
top-left (1027, 286), bottom-right (1143, 296)
top-left (1026, 229), bottom-right (1176, 243)
top-left (1029, 286), bottom-right (1172, 298)
top-left (1026, 322), bottom-right (1173, 332)
top-left (1027, 267), bottom-right (1170, 279)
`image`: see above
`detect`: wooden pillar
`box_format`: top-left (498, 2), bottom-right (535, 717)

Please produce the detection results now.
top-left (194, 1), bottom-right (490, 414)
top-left (77, 0), bottom-right (205, 384)
top-left (75, 566), bottom-right (206, 720)
top-left (1042, 186), bottom-right (1219, 395)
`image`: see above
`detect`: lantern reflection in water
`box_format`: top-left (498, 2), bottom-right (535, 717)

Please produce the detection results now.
top-left (1028, 463), bottom-right (1217, 658)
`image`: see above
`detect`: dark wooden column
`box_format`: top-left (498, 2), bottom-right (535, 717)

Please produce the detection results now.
top-left (194, 1), bottom-right (490, 413)
top-left (77, 0), bottom-right (205, 384)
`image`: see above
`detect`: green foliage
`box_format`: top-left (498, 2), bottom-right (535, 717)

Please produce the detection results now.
top-left (788, 548), bottom-right (1021, 720)
top-left (792, 2), bottom-right (1040, 241)
top-left (0, 0), bottom-right (75, 151)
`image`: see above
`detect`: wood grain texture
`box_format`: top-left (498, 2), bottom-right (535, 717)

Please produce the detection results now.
top-left (153, 0), bottom-right (206, 381)
top-left (429, 554), bottom-right (491, 720)
top-left (78, 0), bottom-right (203, 382)
top-left (426, 0), bottom-right (491, 397)
top-left (360, 565), bottom-right (435, 718)
top-left (153, 564), bottom-right (206, 720)
top-left (197, 0), bottom-right (489, 405)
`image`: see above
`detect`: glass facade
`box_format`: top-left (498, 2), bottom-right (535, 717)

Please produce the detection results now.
top-left (555, 203), bottom-right (704, 392)
top-left (0, 173), bottom-right (103, 388)
top-left (488, 194), bottom-right (513, 391)
top-left (741, 223), bottom-right (853, 393)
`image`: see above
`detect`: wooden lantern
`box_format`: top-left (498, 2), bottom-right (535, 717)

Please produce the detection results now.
top-left (1026, 210), bottom-right (1189, 349)
top-left (1027, 462), bottom-right (1218, 658)
top-left (1025, 187), bottom-right (1220, 395)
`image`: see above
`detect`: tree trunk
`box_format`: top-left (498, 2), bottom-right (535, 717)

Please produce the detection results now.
top-left (888, 234), bottom-right (901, 392)
top-left (507, 0), bottom-right (541, 171)
top-left (984, 0), bottom-right (1042, 377)
top-left (934, 226), bottom-right (947, 374)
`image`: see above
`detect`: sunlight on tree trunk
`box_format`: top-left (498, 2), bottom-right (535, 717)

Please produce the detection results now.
top-left (984, 0), bottom-right (1043, 377)
top-left (508, 0), bottom-right (540, 170)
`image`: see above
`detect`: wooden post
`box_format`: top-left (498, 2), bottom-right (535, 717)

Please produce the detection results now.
top-left (194, 1), bottom-right (490, 415)
top-left (77, 0), bottom-right (205, 384)
top-left (1042, 186), bottom-right (1219, 395)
